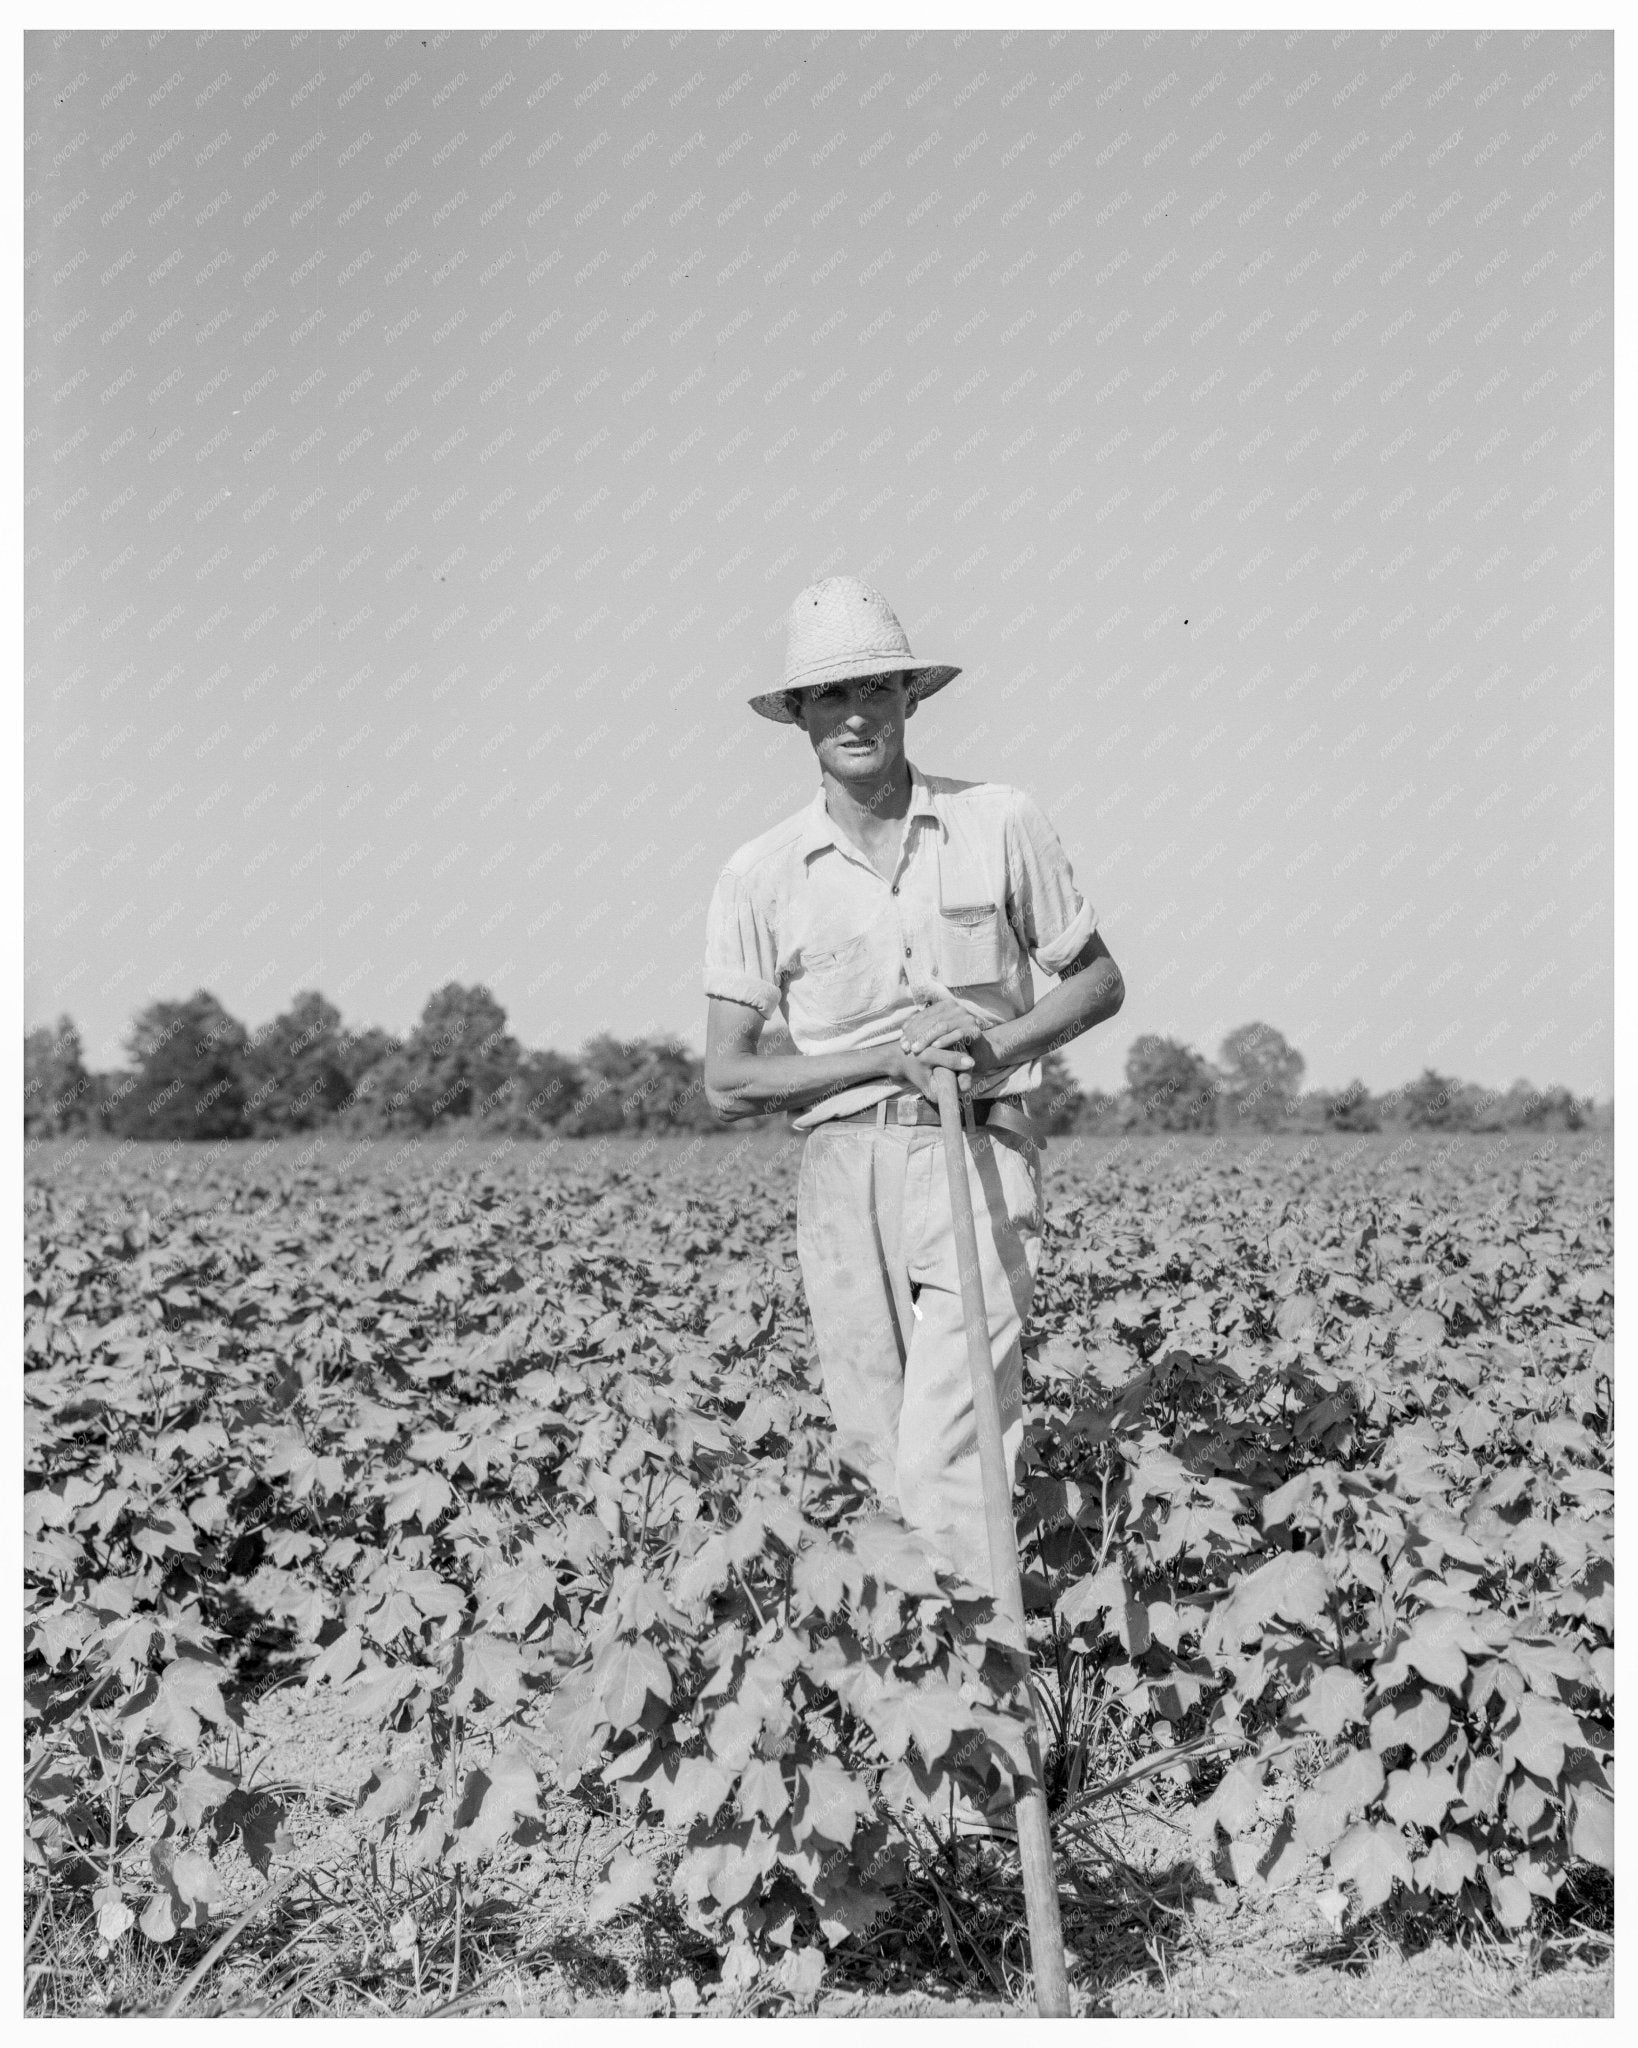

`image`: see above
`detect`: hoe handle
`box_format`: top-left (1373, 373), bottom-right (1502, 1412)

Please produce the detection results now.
top-left (933, 1067), bottom-right (1070, 2018)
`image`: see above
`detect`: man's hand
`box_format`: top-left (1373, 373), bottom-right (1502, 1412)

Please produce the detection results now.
top-left (892, 1040), bottom-right (977, 1104)
top-left (897, 999), bottom-right (1001, 1100)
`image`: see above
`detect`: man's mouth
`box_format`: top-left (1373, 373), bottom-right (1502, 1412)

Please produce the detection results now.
top-left (841, 736), bottom-right (879, 750)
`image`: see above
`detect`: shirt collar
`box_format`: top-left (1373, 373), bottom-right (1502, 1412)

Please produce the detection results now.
top-left (798, 758), bottom-right (940, 861)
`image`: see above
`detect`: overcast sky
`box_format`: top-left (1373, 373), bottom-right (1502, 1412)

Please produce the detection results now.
top-left (25, 26), bottom-right (1612, 1097)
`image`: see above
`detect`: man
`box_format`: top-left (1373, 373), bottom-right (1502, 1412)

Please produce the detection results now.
top-left (702, 575), bottom-right (1124, 1594)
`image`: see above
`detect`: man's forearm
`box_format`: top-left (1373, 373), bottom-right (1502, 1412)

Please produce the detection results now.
top-left (708, 1042), bottom-right (900, 1122)
top-left (984, 952), bottom-right (1124, 1072)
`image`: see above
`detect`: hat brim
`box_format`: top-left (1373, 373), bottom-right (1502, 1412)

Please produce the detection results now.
top-left (750, 662), bottom-right (960, 724)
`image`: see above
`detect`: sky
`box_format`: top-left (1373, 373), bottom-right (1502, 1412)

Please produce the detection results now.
top-left (24, 25), bottom-right (1613, 1099)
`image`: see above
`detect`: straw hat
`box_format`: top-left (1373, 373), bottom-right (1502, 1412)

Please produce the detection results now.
top-left (749, 575), bottom-right (961, 724)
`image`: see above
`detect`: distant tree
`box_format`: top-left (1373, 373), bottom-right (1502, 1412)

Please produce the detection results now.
top-left (1124, 1035), bottom-right (1219, 1130)
top-left (1071, 1088), bottom-right (1122, 1134)
top-left (627, 1036), bottom-right (707, 1130)
top-left (117, 991), bottom-right (250, 1139)
top-left (368, 983), bottom-right (522, 1128)
top-left (1322, 1079), bottom-right (1381, 1132)
top-left (24, 1016), bottom-right (93, 1135)
top-left (485, 1047), bottom-right (586, 1134)
top-left (1026, 1048), bottom-right (1084, 1134)
top-left (1460, 1082), bottom-right (1511, 1131)
top-left (1498, 1079), bottom-right (1588, 1132)
top-left (1396, 1068), bottom-right (1471, 1129)
top-left (242, 991), bottom-right (353, 1132)
top-left (565, 1034), bottom-right (709, 1133)
top-left (330, 1026), bottom-right (401, 1128)
top-left (1218, 1021), bottom-right (1305, 1129)
top-left (567, 1033), bottom-right (644, 1135)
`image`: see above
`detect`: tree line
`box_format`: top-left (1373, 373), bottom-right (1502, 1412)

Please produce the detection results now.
top-left (23, 989), bottom-right (1600, 1144)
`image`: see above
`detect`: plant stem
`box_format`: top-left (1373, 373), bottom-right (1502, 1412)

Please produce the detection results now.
top-left (162, 1865), bottom-right (301, 2018)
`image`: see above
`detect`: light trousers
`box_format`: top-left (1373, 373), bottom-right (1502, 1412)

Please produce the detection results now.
top-left (795, 1104), bottom-right (1044, 1596)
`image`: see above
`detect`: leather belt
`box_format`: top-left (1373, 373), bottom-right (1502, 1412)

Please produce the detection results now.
top-left (814, 1094), bottom-right (1043, 1142)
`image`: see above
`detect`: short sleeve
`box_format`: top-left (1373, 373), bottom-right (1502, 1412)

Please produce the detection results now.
top-left (1005, 789), bottom-right (1096, 976)
top-left (702, 867), bottom-right (783, 1018)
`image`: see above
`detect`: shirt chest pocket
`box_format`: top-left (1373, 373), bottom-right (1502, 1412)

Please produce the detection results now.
top-left (797, 930), bottom-right (883, 1029)
top-left (935, 901), bottom-right (1007, 988)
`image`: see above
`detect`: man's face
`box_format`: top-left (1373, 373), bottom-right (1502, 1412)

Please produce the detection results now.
top-left (794, 671), bottom-right (914, 787)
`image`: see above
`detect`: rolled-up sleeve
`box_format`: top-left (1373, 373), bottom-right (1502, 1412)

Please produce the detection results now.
top-left (703, 866), bottom-right (783, 1017)
top-left (1006, 789), bottom-right (1096, 976)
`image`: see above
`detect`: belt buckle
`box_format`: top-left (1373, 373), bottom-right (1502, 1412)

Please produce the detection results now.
top-left (894, 1092), bottom-right (920, 1126)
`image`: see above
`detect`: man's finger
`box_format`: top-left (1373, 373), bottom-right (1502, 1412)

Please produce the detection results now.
top-left (922, 1025), bottom-right (971, 1049)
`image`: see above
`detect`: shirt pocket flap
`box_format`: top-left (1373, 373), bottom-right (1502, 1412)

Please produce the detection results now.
top-left (935, 901), bottom-right (1005, 986)
top-left (804, 931), bottom-right (870, 975)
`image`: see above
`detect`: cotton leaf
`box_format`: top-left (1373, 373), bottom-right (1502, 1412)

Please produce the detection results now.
top-left (357, 1766), bottom-right (424, 1828)
top-left (1274, 1293), bottom-right (1320, 1340)
top-left (586, 1848), bottom-right (660, 1927)
top-left (131, 1656), bottom-right (237, 1749)
top-left (1202, 1550), bottom-right (1329, 1654)
top-left (869, 1681), bottom-right (973, 1770)
top-left (1393, 1306), bottom-right (1446, 1358)
top-left (1415, 1830), bottom-right (1479, 1895)
top-left (1375, 1607), bottom-right (1485, 1691)
top-left (540, 1669), bottom-right (605, 1784)
top-left (1258, 1814), bottom-right (1309, 1892)
top-left (1313, 1885), bottom-right (1349, 1934)
top-left (383, 1468), bottom-right (453, 1529)
top-left (1294, 1747), bottom-right (1385, 1854)
top-left (735, 1758), bottom-right (791, 1828)
top-left (1286, 1663), bottom-right (1366, 1742)
top-left (706, 1697), bottom-right (767, 1775)
top-left (1221, 1836), bottom-right (1268, 1889)
top-left (453, 1744), bottom-right (541, 1861)
top-left (673, 1531), bottom-right (734, 1608)
top-left (215, 1787), bottom-right (292, 1875)
top-left (447, 1632), bottom-right (529, 1716)
top-left (345, 1663), bottom-right (420, 1724)
top-left (1484, 1866), bottom-right (1534, 1928)
top-left (792, 1541), bottom-right (852, 1621)
top-left (1384, 1764), bottom-right (1459, 1832)
top-left (1370, 1685), bottom-right (1451, 1759)
top-left (1567, 1786), bottom-right (1614, 1872)
top-left (658, 1754), bottom-right (735, 1831)
top-left (1499, 1690), bottom-right (1588, 1781)
top-left (476, 1558), bottom-right (558, 1636)
top-left (1056, 1560), bottom-right (1149, 1653)
top-left (1192, 1757), bottom-right (1264, 1843)
top-left (777, 1944), bottom-right (825, 2010)
top-left (592, 1636), bottom-right (672, 1732)
top-left (139, 1889), bottom-right (177, 1943)
top-left (1329, 1820), bottom-right (1412, 1915)
top-left (96, 1890), bottom-right (136, 1945)
top-left (721, 1939), bottom-right (762, 1992)
top-left (796, 1758), bottom-right (874, 1850)
top-left (680, 1826), bottom-right (778, 1912)
top-left (166, 1845), bottom-right (230, 1914)
top-left (172, 1761), bottom-right (238, 1833)
top-left (307, 1625), bottom-right (365, 1690)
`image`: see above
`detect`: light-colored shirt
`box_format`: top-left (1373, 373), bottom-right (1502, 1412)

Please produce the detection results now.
top-left (703, 758), bottom-right (1096, 1130)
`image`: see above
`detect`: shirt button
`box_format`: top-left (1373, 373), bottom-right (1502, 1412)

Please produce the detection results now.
top-left (904, 943), bottom-right (912, 956)
top-left (891, 883), bottom-right (899, 895)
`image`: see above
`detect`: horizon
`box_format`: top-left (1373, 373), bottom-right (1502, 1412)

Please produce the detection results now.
top-left (26, 975), bottom-right (1611, 1107)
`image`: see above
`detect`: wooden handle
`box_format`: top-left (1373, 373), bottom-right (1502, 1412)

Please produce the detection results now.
top-left (933, 1068), bottom-right (1070, 2017)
